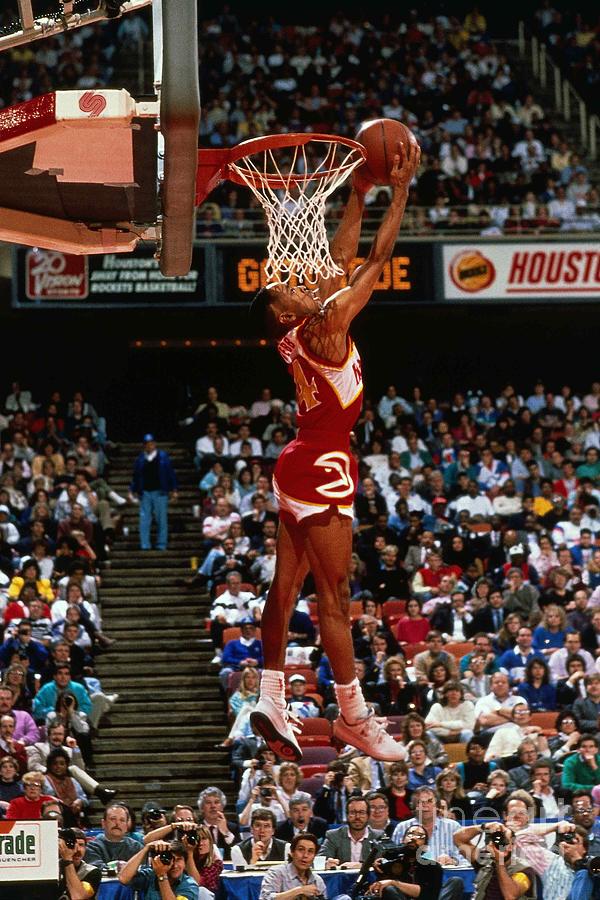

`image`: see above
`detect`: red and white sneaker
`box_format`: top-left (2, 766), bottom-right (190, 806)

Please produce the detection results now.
top-left (250, 697), bottom-right (303, 762)
top-left (333, 711), bottom-right (405, 761)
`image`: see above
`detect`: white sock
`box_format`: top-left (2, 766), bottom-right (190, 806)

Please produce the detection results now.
top-left (260, 669), bottom-right (286, 707)
top-left (334, 678), bottom-right (369, 723)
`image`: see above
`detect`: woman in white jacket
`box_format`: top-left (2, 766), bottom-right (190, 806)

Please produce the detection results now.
top-left (424, 680), bottom-right (475, 742)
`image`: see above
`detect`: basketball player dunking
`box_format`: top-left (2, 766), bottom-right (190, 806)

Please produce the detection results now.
top-left (249, 137), bottom-right (421, 761)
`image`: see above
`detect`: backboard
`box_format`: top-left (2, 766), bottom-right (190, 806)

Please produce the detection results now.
top-left (0, 0), bottom-right (200, 276)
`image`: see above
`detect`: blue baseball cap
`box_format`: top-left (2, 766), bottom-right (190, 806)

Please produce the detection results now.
top-left (142, 433), bottom-right (155, 443)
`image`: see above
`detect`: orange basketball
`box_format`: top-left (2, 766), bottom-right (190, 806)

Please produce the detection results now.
top-left (355, 118), bottom-right (414, 186)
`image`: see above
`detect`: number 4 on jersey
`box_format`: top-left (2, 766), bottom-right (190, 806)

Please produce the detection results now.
top-left (292, 359), bottom-right (320, 412)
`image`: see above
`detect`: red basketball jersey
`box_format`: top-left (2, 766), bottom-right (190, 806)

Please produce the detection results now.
top-left (277, 323), bottom-right (363, 435)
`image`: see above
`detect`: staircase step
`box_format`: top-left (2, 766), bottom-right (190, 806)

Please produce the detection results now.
top-left (90, 439), bottom-right (234, 816)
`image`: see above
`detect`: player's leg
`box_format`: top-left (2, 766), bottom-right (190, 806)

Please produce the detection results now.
top-left (303, 509), bottom-right (404, 761)
top-left (250, 513), bottom-right (309, 761)
top-left (261, 514), bottom-right (308, 670)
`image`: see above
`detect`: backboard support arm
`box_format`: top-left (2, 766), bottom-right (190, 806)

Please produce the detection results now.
top-left (0, 0), bottom-right (152, 52)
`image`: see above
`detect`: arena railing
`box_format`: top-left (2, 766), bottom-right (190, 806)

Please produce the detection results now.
top-left (518, 19), bottom-right (600, 161)
top-left (196, 204), bottom-right (600, 238)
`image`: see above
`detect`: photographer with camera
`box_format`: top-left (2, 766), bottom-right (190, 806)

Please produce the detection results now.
top-left (359, 824), bottom-right (443, 900)
top-left (239, 774), bottom-right (289, 826)
top-left (314, 761), bottom-right (356, 826)
top-left (259, 833), bottom-right (326, 900)
top-left (118, 839), bottom-right (200, 899)
top-left (58, 827), bottom-right (101, 899)
top-left (453, 822), bottom-right (535, 900)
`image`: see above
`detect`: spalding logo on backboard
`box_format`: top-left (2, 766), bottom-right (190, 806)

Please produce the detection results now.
top-left (26, 249), bottom-right (89, 300)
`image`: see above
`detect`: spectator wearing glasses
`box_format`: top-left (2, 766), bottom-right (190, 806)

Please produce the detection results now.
top-left (5, 771), bottom-right (55, 820)
top-left (569, 791), bottom-right (600, 856)
top-left (366, 791), bottom-right (397, 839)
top-left (392, 785), bottom-right (467, 866)
top-left (318, 795), bottom-right (383, 869)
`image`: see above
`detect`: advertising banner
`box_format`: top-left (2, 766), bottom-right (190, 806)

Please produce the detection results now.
top-left (0, 819), bottom-right (59, 881)
top-left (14, 246), bottom-right (206, 307)
top-left (220, 242), bottom-right (435, 303)
top-left (443, 242), bottom-right (600, 300)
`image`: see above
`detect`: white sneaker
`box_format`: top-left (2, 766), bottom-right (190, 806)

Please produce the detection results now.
top-left (250, 696), bottom-right (303, 762)
top-left (210, 652), bottom-right (222, 664)
top-left (333, 711), bottom-right (405, 761)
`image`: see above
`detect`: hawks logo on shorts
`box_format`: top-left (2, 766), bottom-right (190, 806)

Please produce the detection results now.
top-left (274, 323), bottom-right (363, 522)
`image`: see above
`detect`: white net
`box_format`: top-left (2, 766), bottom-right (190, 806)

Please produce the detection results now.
top-left (229, 137), bottom-right (365, 286)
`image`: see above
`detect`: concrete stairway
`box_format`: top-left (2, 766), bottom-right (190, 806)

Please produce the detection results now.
top-left (501, 38), bottom-right (600, 183)
top-left (90, 442), bottom-right (231, 820)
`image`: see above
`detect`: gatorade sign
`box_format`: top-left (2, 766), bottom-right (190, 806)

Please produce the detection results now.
top-left (443, 242), bottom-right (600, 299)
top-left (0, 820), bottom-right (59, 881)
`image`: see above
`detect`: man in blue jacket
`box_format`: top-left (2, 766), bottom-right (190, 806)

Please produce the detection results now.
top-left (219, 618), bottom-right (263, 688)
top-left (129, 434), bottom-right (178, 551)
top-left (32, 664), bottom-right (92, 721)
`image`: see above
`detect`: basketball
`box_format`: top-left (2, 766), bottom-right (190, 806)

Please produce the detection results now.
top-left (354, 118), bottom-right (414, 186)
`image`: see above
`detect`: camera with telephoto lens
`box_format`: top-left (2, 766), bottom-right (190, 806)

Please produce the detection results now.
top-left (176, 826), bottom-right (198, 846)
top-left (59, 828), bottom-right (77, 849)
top-left (485, 829), bottom-right (509, 849)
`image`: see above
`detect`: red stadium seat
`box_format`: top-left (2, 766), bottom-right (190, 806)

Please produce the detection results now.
top-left (386, 716), bottom-right (406, 736)
top-left (300, 763), bottom-right (328, 779)
top-left (222, 626), bottom-right (261, 644)
top-left (283, 666), bottom-right (318, 689)
top-left (530, 712), bottom-right (558, 734)
top-left (401, 642), bottom-right (427, 664)
top-left (299, 745), bottom-right (337, 766)
top-left (382, 600), bottom-right (407, 628)
top-left (300, 773), bottom-right (326, 797)
top-left (446, 641), bottom-right (475, 660)
top-left (297, 717), bottom-right (332, 746)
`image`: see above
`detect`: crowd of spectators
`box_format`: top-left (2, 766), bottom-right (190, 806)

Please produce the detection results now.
top-left (0, 6), bottom-right (148, 105)
top-left (533, 2), bottom-right (600, 115)
top-left (1, 5), bottom-right (597, 239)
top-left (194, 6), bottom-right (599, 238)
top-left (0, 381), bottom-right (121, 829)
top-left (163, 375), bottom-right (600, 896)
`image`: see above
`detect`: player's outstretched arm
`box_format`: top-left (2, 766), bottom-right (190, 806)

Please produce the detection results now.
top-left (328, 183), bottom-right (367, 272)
top-left (327, 138), bottom-right (420, 332)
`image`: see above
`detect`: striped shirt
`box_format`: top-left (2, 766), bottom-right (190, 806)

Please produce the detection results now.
top-left (392, 816), bottom-right (468, 865)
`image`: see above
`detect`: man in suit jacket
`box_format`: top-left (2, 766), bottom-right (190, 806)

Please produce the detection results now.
top-left (403, 531), bottom-right (436, 576)
top-left (318, 795), bottom-right (383, 867)
top-left (275, 797), bottom-right (328, 843)
top-left (197, 786), bottom-right (240, 860)
top-left (230, 809), bottom-right (287, 866)
top-left (465, 589), bottom-right (506, 638)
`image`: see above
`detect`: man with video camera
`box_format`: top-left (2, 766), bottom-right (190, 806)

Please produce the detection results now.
top-left (453, 822), bottom-right (535, 900)
top-left (118, 838), bottom-right (200, 899)
top-left (359, 824), bottom-right (443, 900)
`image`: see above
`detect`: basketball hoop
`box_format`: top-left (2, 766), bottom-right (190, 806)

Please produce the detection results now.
top-left (223, 133), bottom-right (365, 286)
